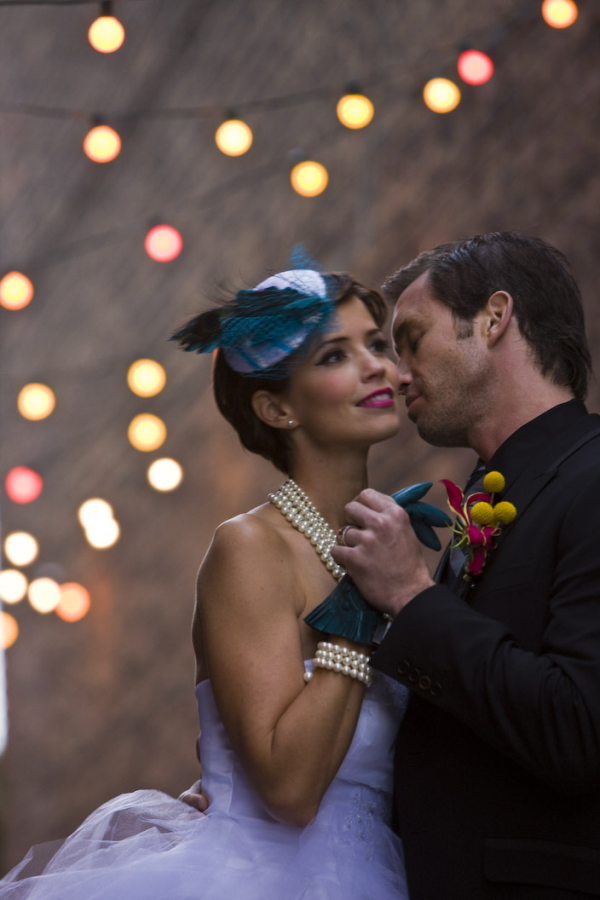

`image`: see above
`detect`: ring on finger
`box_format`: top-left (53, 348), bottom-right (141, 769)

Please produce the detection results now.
top-left (337, 525), bottom-right (354, 546)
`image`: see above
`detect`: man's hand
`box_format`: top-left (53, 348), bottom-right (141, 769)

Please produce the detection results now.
top-left (331, 488), bottom-right (435, 617)
top-left (177, 779), bottom-right (209, 813)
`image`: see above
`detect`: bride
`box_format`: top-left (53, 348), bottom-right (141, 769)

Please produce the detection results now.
top-left (1, 267), bottom-right (413, 899)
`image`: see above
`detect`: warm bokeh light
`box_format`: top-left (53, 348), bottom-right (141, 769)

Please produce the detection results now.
top-left (78, 498), bottom-right (114, 528)
top-left (290, 161), bottom-right (329, 197)
top-left (128, 413), bottom-right (167, 452)
top-left (84, 518), bottom-right (120, 549)
top-left (147, 458), bottom-right (183, 492)
top-left (542, 0), bottom-right (578, 28)
top-left (457, 50), bottom-right (494, 85)
top-left (88, 15), bottom-right (125, 52)
top-left (5, 466), bottom-right (43, 504)
top-left (83, 125), bottom-right (121, 163)
top-left (0, 570), bottom-right (28, 604)
top-left (0, 612), bottom-right (19, 650)
top-left (0, 271), bottom-right (34, 310)
top-left (4, 531), bottom-right (38, 567)
top-left (144, 225), bottom-right (183, 262)
top-left (423, 78), bottom-right (461, 113)
top-left (28, 577), bottom-right (61, 614)
top-left (56, 583), bottom-right (91, 622)
top-left (127, 359), bottom-right (166, 397)
top-left (215, 119), bottom-right (253, 156)
top-left (336, 94), bottom-right (374, 129)
top-left (17, 383), bottom-right (55, 420)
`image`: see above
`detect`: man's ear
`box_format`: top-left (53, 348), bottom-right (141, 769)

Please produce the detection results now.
top-left (484, 291), bottom-right (513, 347)
top-left (251, 390), bottom-right (296, 430)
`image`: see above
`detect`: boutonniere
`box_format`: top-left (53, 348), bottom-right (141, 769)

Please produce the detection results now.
top-left (441, 471), bottom-right (517, 580)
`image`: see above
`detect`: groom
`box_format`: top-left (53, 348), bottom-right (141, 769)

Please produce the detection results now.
top-left (331, 231), bottom-right (600, 899)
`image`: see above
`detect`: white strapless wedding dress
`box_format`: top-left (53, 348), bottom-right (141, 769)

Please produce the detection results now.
top-left (0, 663), bottom-right (410, 899)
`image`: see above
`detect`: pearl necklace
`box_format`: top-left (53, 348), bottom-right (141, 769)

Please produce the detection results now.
top-left (268, 479), bottom-right (346, 581)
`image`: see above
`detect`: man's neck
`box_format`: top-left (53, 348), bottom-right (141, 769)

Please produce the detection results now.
top-left (469, 385), bottom-right (576, 462)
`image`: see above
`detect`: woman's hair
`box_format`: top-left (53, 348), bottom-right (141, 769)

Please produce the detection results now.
top-left (213, 274), bottom-right (387, 474)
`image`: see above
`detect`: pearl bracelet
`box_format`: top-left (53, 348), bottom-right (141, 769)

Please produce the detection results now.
top-left (303, 641), bottom-right (372, 686)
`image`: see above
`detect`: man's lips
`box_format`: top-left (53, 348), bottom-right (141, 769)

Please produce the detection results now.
top-left (357, 388), bottom-right (395, 408)
top-left (405, 393), bottom-right (421, 416)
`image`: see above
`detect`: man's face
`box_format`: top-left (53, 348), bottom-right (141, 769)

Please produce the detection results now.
top-left (392, 271), bottom-right (495, 447)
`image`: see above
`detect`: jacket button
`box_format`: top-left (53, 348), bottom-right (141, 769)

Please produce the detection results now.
top-left (430, 681), bottom-right (442, 697)
top-left (418, 675), bottom-right (432, 691)
top-left (408, 668), bottom-right (420, 684)
top-left (396, 660), bottom-right (410, 677)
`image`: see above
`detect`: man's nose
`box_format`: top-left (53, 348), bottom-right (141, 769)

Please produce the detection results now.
top-left (395, 359), bottom-right (412, 393)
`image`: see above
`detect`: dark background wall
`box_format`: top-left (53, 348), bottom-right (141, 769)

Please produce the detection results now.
top-left (1, 0), bottom-right (599, 871)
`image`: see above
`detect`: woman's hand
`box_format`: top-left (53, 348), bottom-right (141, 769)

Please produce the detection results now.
top-left (178, 779), bottom-right (209, 813)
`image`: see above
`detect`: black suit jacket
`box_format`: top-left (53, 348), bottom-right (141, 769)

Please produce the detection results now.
top-left (372, 401), bottom-right (600, 899)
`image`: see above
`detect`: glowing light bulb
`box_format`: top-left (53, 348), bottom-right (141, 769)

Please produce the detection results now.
top-left (336, 94), bottom-right (374, 129)
top-left (0, 612), bottom-right (18, 650)
top-left (0, 570), bottom-right (28, 604)
top-left (144, 225), bottom-right (183, 262)
top-left (128, 414), bottom-right (167, 452)
top-left (127, 359), bottom-right (166, 398)
top-left (148, 458), bottom-right (183, 492)
top-left (457, 50), bottom-right (494, 85)
top-left (423, 78), bottom-right (461, 113)
top-left (78, 498), bottom-right (114, 528)
top-left (17, 383), bottom-right (55, 421)
top-left (56, 583), bottom-right (91, 622)
top-left (83, 125), bottom-right (121, 163)
top-left (85, 518), bottom-right (120, 549)
top-left (5, 466), bottom-right (43, 504)
top-left (88, 15), bottom-right (125, 52)
top-left (0, 271), bottom-right (34, 310)
top-left (28, 577), bottom-right (61, 614)
top-left (4, 531), bottom-right (38, 567)
top-left (542, 0), bottom-right (578, 28)
top-left (215, 119), bottom-right (253, 156)
top-left (290, 161), bottom-right (329, 197)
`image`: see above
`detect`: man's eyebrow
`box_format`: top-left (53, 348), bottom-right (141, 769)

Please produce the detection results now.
top-left (393, 317), bottom-right (423, 344)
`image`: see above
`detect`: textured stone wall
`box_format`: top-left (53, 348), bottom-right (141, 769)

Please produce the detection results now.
top-left (1, 0), bottom-right (599, 871)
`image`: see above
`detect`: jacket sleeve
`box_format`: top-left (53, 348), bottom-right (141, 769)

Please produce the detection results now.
top-left (371, 473), bottom-right (600, 795)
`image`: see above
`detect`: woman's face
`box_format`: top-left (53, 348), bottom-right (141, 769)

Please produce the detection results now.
top-left (283, 295), bottom-right (400, 450)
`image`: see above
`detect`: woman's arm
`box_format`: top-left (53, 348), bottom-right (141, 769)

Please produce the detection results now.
top-left (196, 514), bottom-right (369, 827)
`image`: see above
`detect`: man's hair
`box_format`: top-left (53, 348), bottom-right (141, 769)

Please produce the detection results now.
top-left (383, 231), bottom-right (592, 400)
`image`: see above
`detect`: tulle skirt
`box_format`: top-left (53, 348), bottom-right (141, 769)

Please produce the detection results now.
top-left (0, 787), bottom-right (408, 900)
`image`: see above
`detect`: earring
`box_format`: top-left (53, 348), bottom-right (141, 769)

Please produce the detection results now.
top-left (287, 419), bottom-right (294, 427)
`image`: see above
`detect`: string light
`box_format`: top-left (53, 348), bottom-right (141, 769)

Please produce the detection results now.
top-left (28, 577), bottom-right (61, 614)
top-left (128, 413), bottom-right (167, 452)
top-left (0, 271), bottom-right (34, 310)
top-left (56, 583), bottom-right (91, 622)
top-left (5, 466), bottom-right (43, 504)
top-left (127, 359), bottom-right (166, 397)
top-left (4, 532), bottom-right (39, 567)
top-left (0, 613), bottom-right (18, 651)
top-left (215, 119), bottom-right (253, 156)
top-left (147, 458), bottom-right (183, 492)
top-left (457, 50), bottom-right (494, 85)
top-left (88, 3), bottom-right (125, 53)
top-left (0, 570), bottom-right (28, 604)
top-left (17, 383), bottom-right (55, 420)
top-left (78, 497), bottom-right (114, 528)
top-left (84, 517), bottom-right (120, 549)
top-left (290, 161), bottom-right (329, 197)
top-left (144, 225), bottom-right (183, 262)
top-left (83, 124), bottom-right (121, 162)
top-left (541, 0), bottom-right (578, 28)
top-left (336, 93), bottom-right (374, 129)
top-left (423, 78), bottom-right (461, 113)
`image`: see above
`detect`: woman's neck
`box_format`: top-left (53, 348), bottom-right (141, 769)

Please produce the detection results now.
top-left (287, 449), bottom-right (368, 533)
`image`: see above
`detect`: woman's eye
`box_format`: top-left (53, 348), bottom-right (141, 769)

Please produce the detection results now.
top-left (318, 349), bottom-right (345, 365)
top-left (370, 338), bottom-right (390, 354)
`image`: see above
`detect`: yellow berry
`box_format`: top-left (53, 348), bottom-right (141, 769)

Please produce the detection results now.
top-left (494, 501), bottom-right (517, 525)
top-left (483, 471), bottom-right (505, 494)
top-left (470, 501), bottom-right (495, 526)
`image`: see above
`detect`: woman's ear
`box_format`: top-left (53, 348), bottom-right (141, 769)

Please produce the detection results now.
top-left (251, 390), bottom-right (297, 431)
top-left (484, 290), bottom-right (513, 347)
